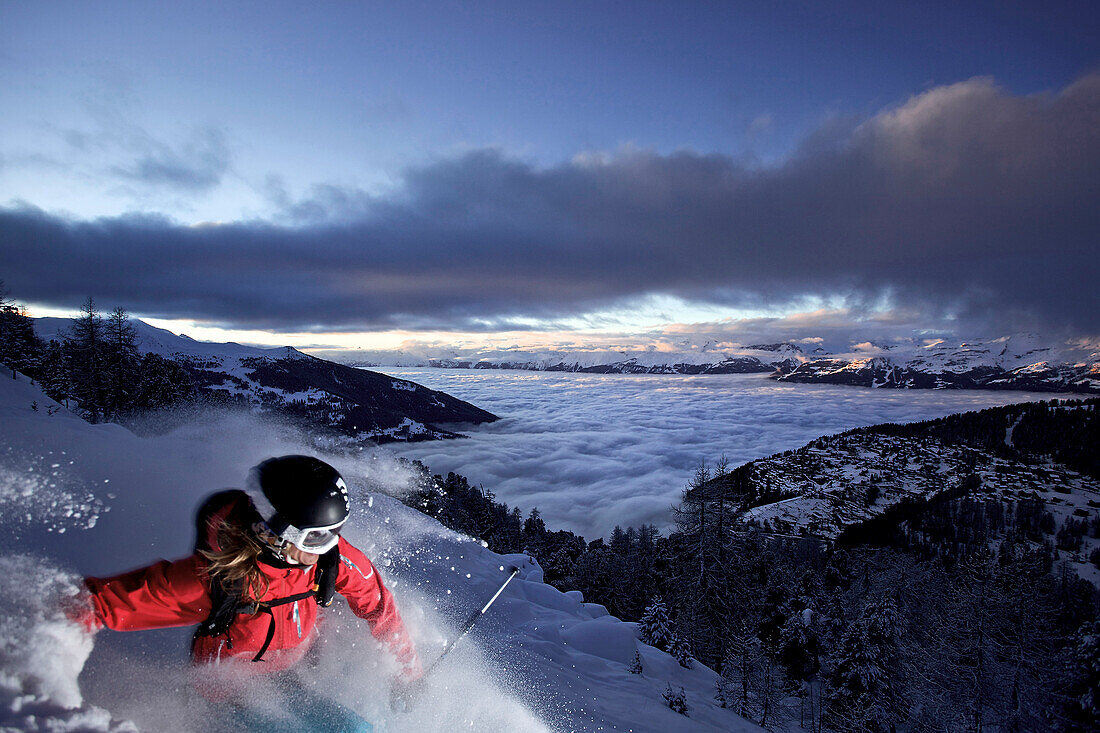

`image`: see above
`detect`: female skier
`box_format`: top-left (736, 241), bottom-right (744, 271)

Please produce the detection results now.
top-left (79, 455), bottom-right (420, 731)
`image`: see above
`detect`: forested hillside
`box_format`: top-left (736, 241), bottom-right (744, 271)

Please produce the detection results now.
top-left (389, 401), bottom-right (1100, 731)
top-left (1, 292), bottom-right (194, 421)
top-left (866, 398), bottom-right (1099, 480)
top-left (0, 286), bottom-right (496, 443)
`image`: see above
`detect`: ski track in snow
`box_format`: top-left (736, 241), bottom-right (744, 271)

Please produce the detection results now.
top-left (0, 373), bottom-right (759, 732)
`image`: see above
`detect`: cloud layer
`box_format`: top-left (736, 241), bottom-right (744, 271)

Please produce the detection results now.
top-left (3, 74), bottom-right (1098, 335)
top-left (380, 369), bottom-right (1053, 539)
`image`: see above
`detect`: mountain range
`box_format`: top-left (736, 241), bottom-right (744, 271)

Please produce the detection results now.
top-left (335, 334), bottom-right (1100, 394)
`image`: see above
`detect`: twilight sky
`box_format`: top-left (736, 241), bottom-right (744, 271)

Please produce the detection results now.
top-left (1, 1), bottom-right (1097, 352)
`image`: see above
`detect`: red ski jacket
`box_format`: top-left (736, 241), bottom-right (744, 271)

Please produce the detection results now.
top-left (85, 532), bottom-right (420, 678)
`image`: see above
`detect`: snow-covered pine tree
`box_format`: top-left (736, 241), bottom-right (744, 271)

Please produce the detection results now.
top-left (66, 297), bottom-right (105, 422)
top-left (134, 352), bottom-right (193, 410)
top-left (523, 507), bottom-right (546, 538)
top-left (670, 458), bottom-right (740, 672)
top-left (725, 621), bottom-right (763, 720)
top-left (669, 631), bottom-right (693, 668)
top-left (714, 677), bottom-right (732, 708)
top-left (0, 285), bottom-right (42, 380)
top-left (1066, 620), bottom-right (1100, 727)
top-left (632, 524), bottom-right (661, 615)
top-left (39, 340), bottom-right (71, 407)
top-left (662, 684), bottom-right (689, 716)
top-left (103, 307), bottom-right (140, 419)
top-left (779, 610), bottom-right (821, 730)
top-left (639, 597), bottom-right (674, 651)
top-left (824, 597), bottom-right (903, 732)
top-left (629, 650), bottom-right (643, 674)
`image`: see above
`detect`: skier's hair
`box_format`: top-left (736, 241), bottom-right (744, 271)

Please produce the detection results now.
top-left (199, 519), bottom-right (270, 604)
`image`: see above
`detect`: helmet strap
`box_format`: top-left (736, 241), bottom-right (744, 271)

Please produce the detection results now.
top-left (252, 521), bottom-right (301, 565)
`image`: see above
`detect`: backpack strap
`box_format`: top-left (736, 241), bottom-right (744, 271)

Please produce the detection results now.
top-left (315, 546), bottom-right (339, 607)
top-left (238, 547), bottom-right (337, 661)
top-left (244, 590), bottom-right (318, 662)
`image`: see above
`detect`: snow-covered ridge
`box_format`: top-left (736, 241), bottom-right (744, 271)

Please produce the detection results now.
top-left (738, 431), bottom-right (1098, 538)
top-left (775, 334), bottom-right (1100, 394)
top-left (325, 334), bottom-right (1099, 393)
top-left (34, 317), bottom-right (498, 443)
top-left (35, 317), bottom-right (282, 361)
top-left (0, 371), bottom-right (759, 732)
top-left (342, 343), bottom-right (805, 374)
top-left (708, 399), bottom-right (1100, 583)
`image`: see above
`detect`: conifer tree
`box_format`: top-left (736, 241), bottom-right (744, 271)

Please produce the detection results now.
top-left (0, 283), bottom-right (42, 380)
top-left (824, 597), bottom-right (904, 732)
top-left (1065, 620), bottom-right (1100, 728)
top-left (639, 597), bottom-right (674, 651)
top-left (780, 610), bottom-right (821, 729)
top-left (523, 507), bottom-right (546, 537)
top-left (66, 297), bottom-right (105, 421)
top-left (134, 352), bottom-right (194, 410)
top-left (726, 621), bottom-right (764, 720)
top-left (103, 307), bottom-right (140, 419)
top-left (662, 684), bottom-right (689, 716)
top-left (671, 459), bottom-right (738, 670)
top-left (669, 631), bottom-right (693, 668)
top-left (714, 677), bottom-right (732, 708)
top-left (39, 340), bottom-right (71, 407)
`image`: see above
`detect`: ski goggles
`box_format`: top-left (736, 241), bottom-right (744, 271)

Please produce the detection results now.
top-left (270, 519), bottom-right (345, 554)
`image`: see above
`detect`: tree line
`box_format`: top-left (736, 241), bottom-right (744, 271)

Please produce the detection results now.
top-left (398, 442), bottom-right (1099, 731)
top-left (0, 283), bottom-right (194, 422)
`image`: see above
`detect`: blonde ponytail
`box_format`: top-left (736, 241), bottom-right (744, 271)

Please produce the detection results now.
top-left (199, 519), bottom-right (270, 604)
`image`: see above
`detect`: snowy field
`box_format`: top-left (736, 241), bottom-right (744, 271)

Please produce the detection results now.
top-left (375, 369), bottom-right (1056, 539)
top-left (0, 373), bottom-right (760, 732)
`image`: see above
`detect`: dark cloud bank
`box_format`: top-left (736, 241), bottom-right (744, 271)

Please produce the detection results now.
top-left (2, 74), bottom-right (1098, 335)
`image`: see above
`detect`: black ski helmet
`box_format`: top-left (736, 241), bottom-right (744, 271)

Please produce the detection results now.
top-left (247, 455), bottom-right (350, 553)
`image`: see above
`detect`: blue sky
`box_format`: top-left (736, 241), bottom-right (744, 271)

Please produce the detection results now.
top-left (1, 1), bottom-right (1097, 350)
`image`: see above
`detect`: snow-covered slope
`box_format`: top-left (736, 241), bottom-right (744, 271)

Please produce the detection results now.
top-left (34, 317), bottom-right (498, 443)
top-left (0, 372), bottom-right (758, 732)
top-left (738, 431), bottom-right (1098, 535)
top-left (35, 317), bottom-right (276, 361)
top-left (705, 399), bottom-right (1100, 582)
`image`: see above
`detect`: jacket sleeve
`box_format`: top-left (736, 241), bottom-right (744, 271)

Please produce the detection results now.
top-left (84, 555), bottom-right (213, 632)
top-left (334, 538), bottom-right (422, 679)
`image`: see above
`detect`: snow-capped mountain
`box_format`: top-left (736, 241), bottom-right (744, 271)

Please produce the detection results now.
top-left (343, 342), bottom-right (806, 375)
top-left (333, 334), bottom-right (1100, 394)
top-left (0, 371), bottom-right (759, 732)
top-left (35, 317), bottom-right (498, 443)
top-left (774, 334), bottom-right (1100, 394)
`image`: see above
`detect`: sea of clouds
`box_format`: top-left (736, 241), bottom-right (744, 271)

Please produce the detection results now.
top-left (378, 370), bottom-right (1056, 539)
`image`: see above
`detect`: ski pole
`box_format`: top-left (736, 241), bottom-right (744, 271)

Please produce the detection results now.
top-left (424, 565), bottom-right (519, 677)
top-left (393, 565), bottom-right (521, 712)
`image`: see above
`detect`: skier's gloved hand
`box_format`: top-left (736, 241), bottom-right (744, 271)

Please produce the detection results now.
top-left (61, 588), bottom-right (101, 634)
top-left (389, 678), bottom-right (423, 713)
